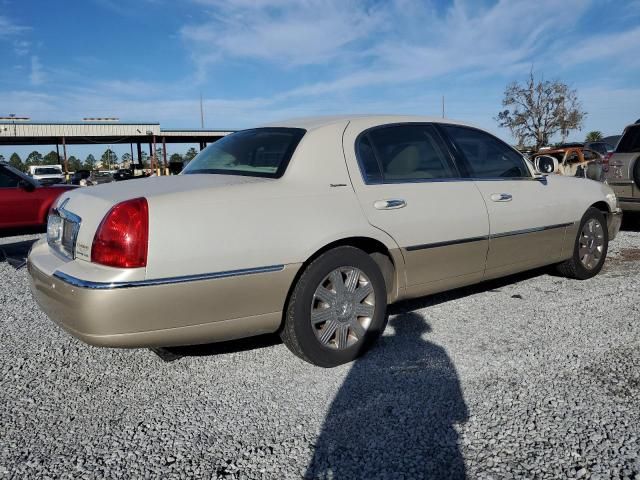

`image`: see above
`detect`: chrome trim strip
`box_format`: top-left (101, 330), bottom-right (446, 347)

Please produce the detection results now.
top-left (404, 222), bottom-right (574, 251)
top-left (47, 198), bottom-right (82, 261)
top-left (52, 264), bottom-right (286, 290)
top-left (58, 199), bottom-right (82, 224)
top-left (405, 235), bottom-right (489, 251)
top-left (490, 222), bottom-right (574, 239)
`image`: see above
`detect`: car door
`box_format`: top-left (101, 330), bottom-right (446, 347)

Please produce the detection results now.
top-left (0, 166), bottom-right (41, 228)
top-left (343, 121), bottom-right (490, 297)
top-left (438, 125), bottom-right (572, 279)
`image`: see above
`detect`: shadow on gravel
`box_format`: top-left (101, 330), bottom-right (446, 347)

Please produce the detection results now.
top-left (155, 333), bottom-right (282, 362)
top-left (306, 314), bottom-right (468, 479)
top-left (392, 267), bottom-right (548, 313)
top-left (0, 239), bottom-right (38, 269)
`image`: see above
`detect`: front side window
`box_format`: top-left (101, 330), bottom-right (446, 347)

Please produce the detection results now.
top-left (357, 124), bottom-right (456, 183)
top-left (182, 127), bottom-right (305, 178)
top-left (442, 125), bottom-right (530, 179)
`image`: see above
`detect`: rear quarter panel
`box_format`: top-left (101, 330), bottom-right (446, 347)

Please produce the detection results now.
top-left (141, 122), bottom-right (402, 280)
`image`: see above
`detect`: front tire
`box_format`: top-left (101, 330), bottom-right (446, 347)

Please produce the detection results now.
top-left (556, 207), bottom-right (609, 280)
top-left (280, 246), bottom-right (388, 367)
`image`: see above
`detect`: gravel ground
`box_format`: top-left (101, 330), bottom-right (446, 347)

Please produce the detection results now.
top-left (1, 225), bottom-right (639, 479)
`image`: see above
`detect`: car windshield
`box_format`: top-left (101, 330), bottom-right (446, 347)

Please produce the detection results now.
top-left (182, 128), bottom-right (306, 178)
top-left (35, 167), bottom-right (62, 175)
top-left (616, 125), bottom-right (640, 153)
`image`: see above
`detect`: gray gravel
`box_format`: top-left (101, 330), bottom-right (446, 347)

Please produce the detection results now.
top-left (1, 228), bottom-right (639, 479)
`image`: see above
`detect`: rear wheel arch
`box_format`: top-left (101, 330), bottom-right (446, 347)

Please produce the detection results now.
top-left (281, 236), bottom-right (400, 325)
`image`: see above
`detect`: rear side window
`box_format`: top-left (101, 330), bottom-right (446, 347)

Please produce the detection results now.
top-left (182, 127), bottom-right (305, 178)
top-left (616, 125), bottom-right (640, 153)
top-left (442, 125), bottom-right (530, 178)
top-left (0, 168), bottom-right (20, 188)
top-left (357, 124), bottom-right (456, 183)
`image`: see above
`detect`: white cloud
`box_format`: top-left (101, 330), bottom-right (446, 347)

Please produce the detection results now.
top-left (563, 26), bottom-right (640, 67)
top-left (181, 0), bottom-right (384, 81)
top-left (13, 39), bottom-right (30, 55)
top-left (283, 0), bottom-right (583, 98)
top-left (0, 15), bottom-right (29, 37)
top-left (181, 0), bottom-right (591, 93)
top-left (29, 56), bottom-right (45, 86)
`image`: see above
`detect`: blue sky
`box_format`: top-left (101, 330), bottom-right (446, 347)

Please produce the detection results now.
top-left (1, 0), bottom-right (640, 159)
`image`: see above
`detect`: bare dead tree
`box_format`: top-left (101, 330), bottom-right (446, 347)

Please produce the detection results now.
top-left (495, 72), bottom-right (586, 150)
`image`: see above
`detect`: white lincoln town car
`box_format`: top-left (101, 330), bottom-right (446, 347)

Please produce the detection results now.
top-left (28, 115), bottom-right (622, 367)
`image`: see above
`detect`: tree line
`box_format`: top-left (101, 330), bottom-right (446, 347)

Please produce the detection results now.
top-left (0, 147), bottom-right (200, 172)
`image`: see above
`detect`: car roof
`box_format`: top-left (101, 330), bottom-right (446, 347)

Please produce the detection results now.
top-left (260, 114), bottom-right (474, 130)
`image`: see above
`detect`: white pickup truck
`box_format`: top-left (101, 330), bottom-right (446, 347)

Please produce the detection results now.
top-left (28, 165), bottom-right (65, 185)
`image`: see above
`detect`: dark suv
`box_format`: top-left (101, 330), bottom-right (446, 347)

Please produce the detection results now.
top-left (605, 123), bottom-right (640, 211)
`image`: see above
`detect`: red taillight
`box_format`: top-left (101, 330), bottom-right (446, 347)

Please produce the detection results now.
top-left (91, 197), bottom-right (148, 268)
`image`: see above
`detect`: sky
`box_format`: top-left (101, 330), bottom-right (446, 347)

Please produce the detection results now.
top-left (1, 0), bottom-right (640, 160)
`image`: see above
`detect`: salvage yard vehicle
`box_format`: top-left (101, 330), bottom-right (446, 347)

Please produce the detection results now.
top-left (532, 146), bottom-right (604, 181)
top-left (605, 122), bottom-right (640, 211)
top-left (28, 115), bottom-right (622, 367)
top-left (0, 162), bottom-right (76, 233)
top-left (70, 170), bottom-right (95, 186)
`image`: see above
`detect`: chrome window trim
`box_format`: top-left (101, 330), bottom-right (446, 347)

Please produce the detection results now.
top-left (358, 176), bottom-right (546, 186)
top-left (404, 222), bottom-right (575, 251)
top-left (52, 264), bottom-right (286, 290)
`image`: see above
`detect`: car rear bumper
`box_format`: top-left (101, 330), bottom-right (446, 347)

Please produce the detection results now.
top-left (28, 255), bottom-right (300, 348)
top-left (608, 208), bottom-right (623, 240)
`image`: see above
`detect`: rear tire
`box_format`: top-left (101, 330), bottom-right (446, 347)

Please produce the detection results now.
top-left (280, 246), bottom-right (388, 367)
top-left (556, 207), bottom-right (608, 280)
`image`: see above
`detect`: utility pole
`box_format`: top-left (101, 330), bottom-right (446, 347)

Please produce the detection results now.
top-left (442, 96), bottom-right (445, 119)
top-left (200, 93), bottom-right (205, 129)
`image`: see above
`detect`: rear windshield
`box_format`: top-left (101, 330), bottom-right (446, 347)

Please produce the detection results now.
top-left (182, 127), bottom-right (306, 178)
top-left (34, 167), bottom-right (62, 175)
top-left (616, 125), bottom-right (640, 153)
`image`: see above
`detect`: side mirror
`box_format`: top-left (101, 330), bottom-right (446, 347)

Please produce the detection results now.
top-left (18, 180), bottom-right (36, 192)
top-left (534, 155), bottom-right (559, 175)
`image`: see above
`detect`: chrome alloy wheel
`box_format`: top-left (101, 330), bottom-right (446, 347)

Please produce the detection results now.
top-left (579, 218), bottom-right (605, 270)
top-left (310, 267), bottom-right (376, 350)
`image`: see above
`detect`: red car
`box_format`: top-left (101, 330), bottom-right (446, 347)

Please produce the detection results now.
top-left (0, 162), bottom-right (77, 234)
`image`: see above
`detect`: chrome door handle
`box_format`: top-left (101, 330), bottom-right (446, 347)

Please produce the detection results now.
top-left (374, 199), bottom-right (407, 210)
top-left (490, 193), bottom-right (512, 202)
